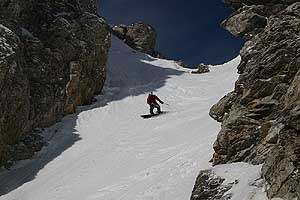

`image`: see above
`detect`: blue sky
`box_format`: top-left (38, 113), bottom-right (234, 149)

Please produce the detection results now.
top-left (99, 0), bottom-right (244, 67)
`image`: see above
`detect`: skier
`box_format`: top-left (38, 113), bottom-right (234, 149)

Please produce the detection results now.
top-left (147, 92), bottom-right (164, 115)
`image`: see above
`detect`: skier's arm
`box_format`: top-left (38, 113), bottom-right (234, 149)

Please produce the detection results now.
top-left (156, 96), bottom-right (164, 104)
top-left (147, 97), bottom-right (150, 105)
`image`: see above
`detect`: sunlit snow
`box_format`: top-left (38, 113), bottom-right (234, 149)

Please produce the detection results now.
top-left (0, 37), bottom-right (268, 200)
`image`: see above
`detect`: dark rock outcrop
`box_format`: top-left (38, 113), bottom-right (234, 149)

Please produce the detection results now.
top-left (112, 23), bottom-right (157, 56)
top-left (209, 92), bottom-right (237, 122)
top-left (0, 24), bottom-right (30, 165)
top-left (0, 0), bottom-right (111, 167)
top-left (224, 0), bottom-right (299, 9)
top-left (4, 129), bottom-right (46, 169)
top-left (191, 64), bottom-right (210, 74)
top-left (191, 170), bottom-right (233, 200)
top-left (112, 24), bottom-right (128, 40)
top-left (221, 5), bottom-right (267, 40)
top-left (205, 1), bottom-right (300, 199)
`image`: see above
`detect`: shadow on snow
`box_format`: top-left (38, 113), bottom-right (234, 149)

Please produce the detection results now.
top-left (0, 47), bottom-right (184, 196)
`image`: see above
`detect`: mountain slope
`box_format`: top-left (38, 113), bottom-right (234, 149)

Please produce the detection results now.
top-left (1, 37), bottom-right (248, 200)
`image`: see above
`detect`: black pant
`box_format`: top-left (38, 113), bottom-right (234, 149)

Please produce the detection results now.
top-left (150, 103), bottom-right (161, 115)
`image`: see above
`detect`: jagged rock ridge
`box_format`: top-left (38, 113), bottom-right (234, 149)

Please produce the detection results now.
top-left (192, 1), bottom-right (300, 199)
top-left (0, 0), bottom-right (111, 167)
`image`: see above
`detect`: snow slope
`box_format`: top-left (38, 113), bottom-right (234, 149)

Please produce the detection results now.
top-left (0, 37), bottom-right (267, 200)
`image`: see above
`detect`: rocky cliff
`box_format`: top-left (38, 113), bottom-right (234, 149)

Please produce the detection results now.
top-left (193, 0), bottom-right (300, 199)
top-left (0, 0), bottom-right (111, 167)
top-left (112, 23), bottom-right (159, 56)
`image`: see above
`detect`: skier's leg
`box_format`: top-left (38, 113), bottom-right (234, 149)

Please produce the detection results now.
top-left (153, 104), bottom-right (161, 114)
top-left (157, 104), bottom-right (161, 113)
top-left (150, 104), bottom-right (154, 115)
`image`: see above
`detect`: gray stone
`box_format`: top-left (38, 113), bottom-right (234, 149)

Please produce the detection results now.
top-left (224, 0), bottom-right (299, 9)
top-left (222, 5), bottom-right (267, 39)
top-left (0, 24), bottom-right (30, 166)
top-left (192, 64), bottom-right (210, 74)
top-left (203, 1), bottom-right (300, 199)
top-left (0, 0), bottom-right (111, 167)
top-left (262, 130), bottom-right (300, 199)
top-left (112, 23), bottom-right (157, 56)
top-left (209, 92), bottom-right (237, 122)
top-left (191, 170), bottom-right (233, 200)
top-left (112, 24), bottom-right (128, 40)
top-left (265, 123), bottom-right (284, 144)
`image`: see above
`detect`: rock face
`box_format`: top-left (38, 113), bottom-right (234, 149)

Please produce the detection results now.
top-left (112, 23), bottom-right (157, 56)
top-left (224, 0), bottom-right (299, 9)
top-left (206, 1), bottom-right (300, 199)
top-left (191, 170), bottom-right (232, 200)
top-left (221, 5), bottom-right (267, 40)
top-left (0, 0), bottom-right (111, 167)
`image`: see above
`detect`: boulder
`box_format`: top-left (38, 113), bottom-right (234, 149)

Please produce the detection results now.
top-left (112, 24), bottom-right (127, 40)
top-left (112, 23), bottom-right (157, 55)
top-left (192, 63), bottom-right (210, 74)
top-left (191, 170), bottom-right (232, 200)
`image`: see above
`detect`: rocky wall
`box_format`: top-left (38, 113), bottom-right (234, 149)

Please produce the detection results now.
top-left (193, 1), bottom-right (300, 199)
top-left (0, 0), bottom-right (111, 167)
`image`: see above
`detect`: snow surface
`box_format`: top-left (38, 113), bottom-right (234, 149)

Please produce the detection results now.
top-left (213, 163), bottom-right (267, 200)
top-left (0, 37), bottom-right (267, 200)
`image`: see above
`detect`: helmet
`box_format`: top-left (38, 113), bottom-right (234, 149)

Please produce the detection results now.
top-left (150, 92), bottom-right (153, 95)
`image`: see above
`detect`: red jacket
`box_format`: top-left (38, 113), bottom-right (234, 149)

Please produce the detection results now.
top-left (147, 95), bottom-right (163, 105)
